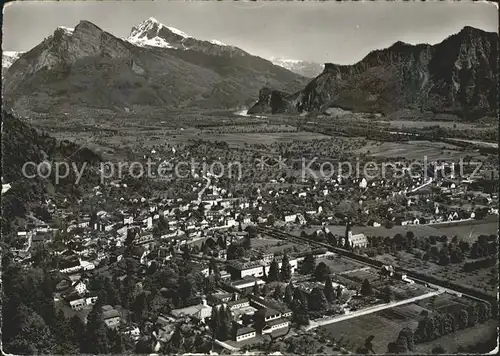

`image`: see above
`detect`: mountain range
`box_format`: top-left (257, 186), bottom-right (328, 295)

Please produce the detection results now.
top-left (270, 57), bottom-right (324, 78)
top-left (249, 26), bottom-right (498, 120)
top-left (2, 18), bottom-right (306, 116)
top-left (3, 22), bottom-right (498, 120)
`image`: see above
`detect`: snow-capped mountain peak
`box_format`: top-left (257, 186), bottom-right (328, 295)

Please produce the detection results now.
top-left (2, 51), bottom-right (25, 71)
top-left (166, 26), bottom-right (190, 39)
top-left (57, 26), bottom-right (75, 34)
top-left (270, 57), bottom-right (324, 78)
top-left (209, 39), bottom-right (227, 47)
top-left (126, 18), bottom-right (245, 58)
top-left (128, 17), bottom-right (192, 49)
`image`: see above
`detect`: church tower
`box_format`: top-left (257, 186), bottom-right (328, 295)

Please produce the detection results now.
top-left (345, 220), bottom-right (352, 243)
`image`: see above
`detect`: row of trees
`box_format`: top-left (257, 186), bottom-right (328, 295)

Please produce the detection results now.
top-left (414, 302), bottom-right (492, 344)
top-left (210, 304), bottom-right (233, 341)
top-left (267, 253), bottom-right (293, 282)
top-left (282, 277), bottom-right (344, 326)
top-left (389, 301), bottom-right (492, 354)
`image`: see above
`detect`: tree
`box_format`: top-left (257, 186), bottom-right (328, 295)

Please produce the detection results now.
top-left (382, 285), bottom-right (393, 303)
top-left (83, 302), bottom-right (109, 354)
top-left (268, 261), bottom-right (280, 282)
top-left (467, 304), bottom-right (479, 327)
top-left (273, 284), bottom-right (284, 300)
top-left (182, 245), bottom-right (191, 260)
top-left (217, 235), bottom-right (226, 249)
top-left (216, 305), bottom-right (232, 341)
top-left (280, 253), bottom-right (292, 282)
top-left (262, 283), bottom-right (270, 296)
top-left (300, 253), bottom-right (316, 275)
top-left (308, 287), bottom-right (328, 312)
top-left (253, 308), bottom-right (267, 334)
top-left (458, 308), bottom-right (468, 329)
top-left (131, 292), bottom-right (150, 322)
top-left (210, 306), bottom-right (220, 339)
top-left (204, 276), bottom-right (216, 294)
top-left (291, 289), bottom-right (309, 326)
top-left (284, 282), bottom-right (294, 305)
top-left (415, 316), bottom-right (434, 343)
top-left (227, 243), bottom-right (245, 260)
top-left (323, 276), bottom-right (336, 303)
top-left (253, 281), bottom-right (261, 296)
top-left (108, 328), bottom-right (125, 354)
top-left (399, 327), bottom-right (414, 351)
top-left (431, 345), bottom-right (446, 354)
top-left (360, 279), bottom-right (373, 296)
top-left (314, 262), bottom-right (331, 282)
top-left (336, 285), bottom-right (343, 299)
top-left (4, 303), bottom-right (55, 355)
top-left (243, 236), bottom-right (252, 249)
top-left (69, 315), bottom-right (85, 350)
top-left (478, 302), bottom-right (491, 323)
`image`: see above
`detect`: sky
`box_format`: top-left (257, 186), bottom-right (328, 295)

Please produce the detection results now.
top-left (2, 0), bottom-right (498, 65)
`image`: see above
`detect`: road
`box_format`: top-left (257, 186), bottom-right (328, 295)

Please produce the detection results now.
top-left (305, 289), bottom-right (444, 331)
top-left (258, 226), bottom-right (495, 305)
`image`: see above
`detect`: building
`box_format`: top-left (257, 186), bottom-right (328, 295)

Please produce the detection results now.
top-left (235, 326), bottom-right (256, 342)
top-left (345, 222), bottom-right (367, 248)
top-left (67, 294), bottom-right (98, 310)
top-left (102, 305), bottom-right (121, 329)
top-left (262, 319), bottom-right (290, 334)
top-left (227, 258), bottom-right (298, 280)
top-left (230, 277), bottom-right (266, 291)
top-left (171, 297), bottom-right (212, 321)
top-left (73, 280), bottom-right (87, 296)
top-left (227, 298), bottom-right (250, 311)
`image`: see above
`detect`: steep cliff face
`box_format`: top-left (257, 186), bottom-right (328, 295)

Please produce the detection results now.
top-left (247, 87), bottom-right (301, 114)
top-left (249, 27), bottom-right (498, 119)
top-left (2, 19), bottom-right (306, 115)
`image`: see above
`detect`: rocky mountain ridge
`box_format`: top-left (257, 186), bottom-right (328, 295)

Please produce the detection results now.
top-left (2, 19), bottom-right (306, 115)
top-left (249, 26), bottom-right (498, 120)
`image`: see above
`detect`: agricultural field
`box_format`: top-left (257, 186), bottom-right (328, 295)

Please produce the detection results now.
top-left (320, 255), bottom-right (368, 274)
top-left (377, 120), bottom-right (494, 131)
top-left (432, 220), bottom-right (499, 241)
top-left (318, 293), bottom-right (497, 354)
top-left (373, 251), bottom-right (498, 297)
top-left (317, 311), bottom-right (417, 353)
top-left (354, 140), bottom-right (486, 160)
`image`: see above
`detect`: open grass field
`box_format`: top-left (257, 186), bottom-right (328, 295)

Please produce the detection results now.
top-left (318, 311), bottom-right (418, 353)
top-left (354, 140), bottom-right (486, 161)
top-left (320, 255), bottom-right (368, 274)
top-left (251, 236), bottom-right (281, 249)
top-left (432, 220), bottom-right (498, 240)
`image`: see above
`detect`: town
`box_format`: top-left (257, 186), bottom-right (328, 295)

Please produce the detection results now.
top-left (3, 133), bottom-right (498, 354)
top-left (1, 2), bottom-right (498, 355)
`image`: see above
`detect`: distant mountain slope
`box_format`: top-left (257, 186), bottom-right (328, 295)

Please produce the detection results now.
top-left (2, 19), bottom-right (306, 115)
top-left (249, 27), bottom-right (498, 120)
top-left (271, 57), bottom-right (324, 78)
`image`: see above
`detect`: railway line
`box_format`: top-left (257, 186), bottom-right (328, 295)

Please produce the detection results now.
top-left (255, 226), bottom-right (497, 308)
